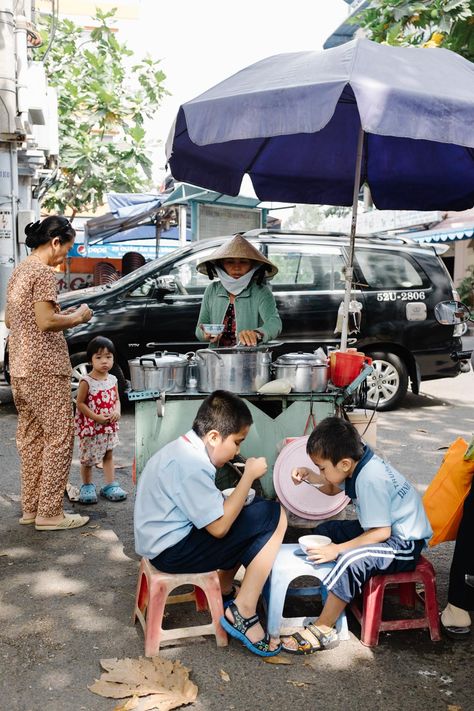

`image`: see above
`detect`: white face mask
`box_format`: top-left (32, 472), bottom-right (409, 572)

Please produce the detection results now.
top-left (215, 265), bottom-right (259, 296)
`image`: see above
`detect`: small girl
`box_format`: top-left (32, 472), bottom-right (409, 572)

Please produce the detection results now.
top-left (75, 336), bottom-right (127, 504)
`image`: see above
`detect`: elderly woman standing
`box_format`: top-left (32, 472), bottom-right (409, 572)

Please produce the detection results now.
top-left (195, 234), bottom-right (282, 347)
top-left (6, 216), bottom-right (93, 531)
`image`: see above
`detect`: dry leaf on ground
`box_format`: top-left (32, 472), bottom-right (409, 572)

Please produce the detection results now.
top-left (219, 670), bottom-right (230, 682)
top-left (89, 656), bottom-right (198, 710)
top-left (263, 656), bottom-right (292, 665)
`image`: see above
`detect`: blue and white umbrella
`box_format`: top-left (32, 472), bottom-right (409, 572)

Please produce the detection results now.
top-left (166, 39), bottom-right (474, 348)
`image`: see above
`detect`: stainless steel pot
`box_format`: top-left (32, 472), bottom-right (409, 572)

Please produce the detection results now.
top-left (196, 346), bottom-right (272, 393)
top-left (128, 357), bottom-right (146, 391)
top-left (272, 352), bottom-right (329, 392)
top-left (140, 351), bottom-right (189, 393)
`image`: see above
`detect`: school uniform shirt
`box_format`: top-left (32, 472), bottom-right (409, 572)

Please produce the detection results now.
top-left (134, 429), bottom-right (225, 558)
top-left (344, 446), bottom-right (432, 545)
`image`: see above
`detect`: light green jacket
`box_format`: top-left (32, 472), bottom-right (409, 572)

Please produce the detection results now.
top-left (195, 280), bottom-right (282, 345)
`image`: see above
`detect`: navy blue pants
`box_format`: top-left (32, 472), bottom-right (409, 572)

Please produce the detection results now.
top-left (448, 483), bottom-right (474, 611)
top-left (314, 519), bottom-right (424, 604)
top-left (151, 497), bottom-right (281, 574)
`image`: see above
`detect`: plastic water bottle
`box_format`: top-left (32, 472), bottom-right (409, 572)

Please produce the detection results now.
top-left (186, 358), bottom-right (199, 392)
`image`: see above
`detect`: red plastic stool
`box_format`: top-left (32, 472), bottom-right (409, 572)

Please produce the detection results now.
top-left (133, 558), bottom-right (228, 656)
top-left (350, 555), bottom-right (441, 646)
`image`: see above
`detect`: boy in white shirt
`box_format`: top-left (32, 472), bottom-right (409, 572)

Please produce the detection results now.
top-left (134, 389), bottom-right (287, 657)
top-left (282, 416), bottom-right (432, 654)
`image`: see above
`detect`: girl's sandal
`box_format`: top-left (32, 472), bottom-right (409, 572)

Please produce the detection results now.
top-left (220, 602), bottom-right (281, 657)
top-left (99, 482), bottom-right (127, 501)
top-left (78, 483), bottom-right (98, 504)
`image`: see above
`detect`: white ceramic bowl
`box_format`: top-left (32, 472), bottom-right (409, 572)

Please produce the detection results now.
top-left (203, 323), bottom-right (224, 335)
top-left (222, 487), bottom-right (256, 506)
top-left (298, 534), bottom-right (332, 554)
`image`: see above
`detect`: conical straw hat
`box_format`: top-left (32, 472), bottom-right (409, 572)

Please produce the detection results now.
top-left (197, 234), bottom-right (278, 278)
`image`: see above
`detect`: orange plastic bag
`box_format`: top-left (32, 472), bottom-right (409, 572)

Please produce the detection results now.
top-left (423, 437), bottom-right (474, 546)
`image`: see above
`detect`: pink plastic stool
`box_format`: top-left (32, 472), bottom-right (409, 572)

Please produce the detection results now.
top-left (350, 555), bottom-right (441, 646)
top-left (133, 558), bottom-right (228, 656)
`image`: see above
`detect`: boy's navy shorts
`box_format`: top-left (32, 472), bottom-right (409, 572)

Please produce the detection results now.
top-left (151, 496), bottom-right (282, 573)
top-left (314, 519), bottom-right (425, 603)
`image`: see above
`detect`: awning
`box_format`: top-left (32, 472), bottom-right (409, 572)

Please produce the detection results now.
top-left (403, 226), bottom-right (474, 244)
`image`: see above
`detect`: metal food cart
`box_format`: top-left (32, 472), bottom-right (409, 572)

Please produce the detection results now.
top-left (129, 368), bottom-right (371, 497)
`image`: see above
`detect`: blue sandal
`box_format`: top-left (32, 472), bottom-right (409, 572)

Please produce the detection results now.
top-left (99, 482), bottom-right (127, 502)
top-left (220, 602), bottom-right (281, 657)
top-left (78, 484), bottom-right (98, 504)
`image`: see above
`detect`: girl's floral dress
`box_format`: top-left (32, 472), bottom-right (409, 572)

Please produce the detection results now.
top-left (75, 373), bottom-right (119, 465)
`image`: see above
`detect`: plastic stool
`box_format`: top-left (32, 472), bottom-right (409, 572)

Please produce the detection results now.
top-left (264, 544), bottom-right (350, 641)
top-left (133, 558), bottom-right (228, 656)
top-left (350, 555), bottom-right (441, 646)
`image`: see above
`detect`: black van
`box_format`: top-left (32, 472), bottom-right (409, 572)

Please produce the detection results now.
top-left (10, 229), bottom-right (467, 410)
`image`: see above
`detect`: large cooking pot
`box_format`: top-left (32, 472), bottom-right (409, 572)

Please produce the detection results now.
top-left (128, 357), bottom-right (146, 391)
top-left (272, 351), bottom-right (329, 392)
top-left (196, 345), bottom-right (273, 393)
top-left (140, 351), bottom-right (190, 393)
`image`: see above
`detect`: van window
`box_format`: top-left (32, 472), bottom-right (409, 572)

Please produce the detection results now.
top-left (267, 244), bottom-right (345, 291)
top-left (128, 277), bottom-right (156, 297)
top-left (356, 250), bottom-right (425, 290)
top-left (168, 248), bottom-right (217, 293)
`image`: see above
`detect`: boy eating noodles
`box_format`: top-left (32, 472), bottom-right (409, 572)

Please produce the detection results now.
top-left (282, 416), bottom-right (432, 654)
top-left (134, 390), bottom-right (287, 657)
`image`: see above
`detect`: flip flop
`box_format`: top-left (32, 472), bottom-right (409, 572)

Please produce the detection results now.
top-left (221, 602), bottom-right (281, 657)
top-left (99, 482), bottom-right (127, 502)
top-left (35, 513), bottom-right (90, 531)
top-left (19, 516), bottom-right (36, 525)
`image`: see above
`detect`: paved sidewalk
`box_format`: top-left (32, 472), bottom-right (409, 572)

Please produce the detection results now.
top-left (1, 382), bottom-right (473, 711)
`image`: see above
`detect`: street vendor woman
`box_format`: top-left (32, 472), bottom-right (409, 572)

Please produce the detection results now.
top-left (195, 233), bottom-right (282, 347)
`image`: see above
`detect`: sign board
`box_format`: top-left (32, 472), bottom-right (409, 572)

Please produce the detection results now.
top-left (324, 210), bottom-right (443, 235)
top-left (68, 240), bottom-right (179, 260)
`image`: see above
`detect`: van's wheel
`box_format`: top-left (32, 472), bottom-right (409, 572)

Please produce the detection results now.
top-left (70, 352), bottom-right (128, 402)
top-left (364, 351), bottom-right (408, 411)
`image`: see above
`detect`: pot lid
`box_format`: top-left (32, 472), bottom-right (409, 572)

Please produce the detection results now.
top-left (274, 351), bottom-right (327, 366)
top-left (140, 351), bottom-right (188, 366)
top-left (273, 436), bottom-right (349, 520)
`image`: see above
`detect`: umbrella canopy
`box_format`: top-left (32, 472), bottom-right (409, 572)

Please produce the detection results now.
top-left (166, 38), bottom-right (474, 211)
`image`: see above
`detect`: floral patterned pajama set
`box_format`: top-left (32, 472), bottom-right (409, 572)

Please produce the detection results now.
top-left (7, 259), bottom-right (74, 518)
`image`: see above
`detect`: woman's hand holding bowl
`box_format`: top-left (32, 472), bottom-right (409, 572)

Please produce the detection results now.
top-left (200, 323), bottom-right (222, 343)
top-left (76, 303), bottom-right (93, 324)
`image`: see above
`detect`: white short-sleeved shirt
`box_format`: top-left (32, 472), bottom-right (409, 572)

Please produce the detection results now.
top-left (345, 447), bottom-right (432, 545)
top-left (134, 429), bottom-right (225, 558)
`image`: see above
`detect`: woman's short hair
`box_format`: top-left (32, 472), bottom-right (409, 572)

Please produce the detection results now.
top-left (193, 390), bottom-right (253, 439)
top-left (86, 336), bottom-right (116, 362)
top-left (306, 416), bottom-right (364, 464)
top-left (24, 216), bottom-right (75, 249)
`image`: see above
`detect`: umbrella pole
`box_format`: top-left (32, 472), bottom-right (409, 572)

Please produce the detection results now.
top-left (340, 127), bottom-right (365, 352)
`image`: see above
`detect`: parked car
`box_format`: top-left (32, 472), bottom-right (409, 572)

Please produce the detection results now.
top-left (4, 229), bottom-right (469, 410)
